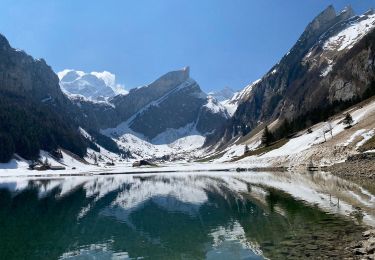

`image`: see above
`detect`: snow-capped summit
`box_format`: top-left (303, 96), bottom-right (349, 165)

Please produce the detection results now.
top-left (208, 86), bottom-right (236, 102)
top-left (203, 96), bottom-right (228, 115)
top-left (217, 79), bottom-right (260, 117)
top-left (58, 69), bottom-right (127, 101)
top-left (208, 86), bottom-right (241, 117)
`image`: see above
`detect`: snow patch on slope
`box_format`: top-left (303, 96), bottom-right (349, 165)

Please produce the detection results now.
top-left (215, 100), bottom-right (375, 166)
top-left (324, 13), bottom-right (375, 52)
top-left (220, 79), bottom-right (260, 117)
top-left (100, 78), bottom-right (213, 160)
top-left (204, 96), bottom-right (228, 115)
top-left (321, 64), bottom-right (333, 77)
top-left (260, 103), bottom-right (375, 158)
top-left (103, 78), bottom-right (199, 138)
top-left (234, 79), bottom-right (260, 103)
top-left (112, 123), bottom-right (206, 160)
top-left (221, 99), bottom-right (239, 117)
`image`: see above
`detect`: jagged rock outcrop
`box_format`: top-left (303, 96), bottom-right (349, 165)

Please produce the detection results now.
top-left (71, 97), bottom-right (119, 129)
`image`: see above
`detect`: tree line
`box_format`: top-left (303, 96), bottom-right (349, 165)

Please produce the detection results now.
top-left (0, 91), bottom-right (87, 163)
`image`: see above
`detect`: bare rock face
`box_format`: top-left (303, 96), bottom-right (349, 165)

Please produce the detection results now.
top-left (329, 79), bottom-right (356, 101)
top-left (0, 34), bottom-right (65, 104)
top-left (111, 67), bottom-right (191, 121)
top-left (128, 78), bottom-right (207, 139)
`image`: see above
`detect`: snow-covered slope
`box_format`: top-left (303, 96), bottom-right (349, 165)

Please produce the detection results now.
top-left (220, 79), bottom-right (260, 116)
top-left (58, 69), bottom-right (127, 101)
top-left (203, 96), bottom-right (229, 117)
top-left (323, 10), bottom-right (375, 52)
top-left (216, 98), bottom-right (375, 167)
top-left (112, 123), bottom-right (206, 161)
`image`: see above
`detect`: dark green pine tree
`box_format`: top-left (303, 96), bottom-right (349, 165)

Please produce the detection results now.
top-left (244, 144), bottom-right (250, 154)
top-left (0, 133), bottom-right (15, 163)
top-left (343, 113), bottom-right (353, 128)
top-left (261, 126), bottom-right (274, 147)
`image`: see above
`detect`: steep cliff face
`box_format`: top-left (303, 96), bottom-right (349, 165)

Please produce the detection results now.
top-left (128, 79), bottom-right (207, 139)
top-left (111, 67), bottom-right (191, 121)
top-left (0, 34), bottom-right (89, 160)
top-left (0, 34), bottom-right (66, 104)
top-left (70, 97), bottom-right (119, 130)
top-left (229, 7), bottom-right (375, 137)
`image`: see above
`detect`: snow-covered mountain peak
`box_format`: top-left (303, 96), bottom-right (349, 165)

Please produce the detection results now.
top-left (58, 69), bottom-right (127, 101)
top-left (217, 80), bottom-right (260, 117)
top-left (58, 69), bottom-right (85, 82)
top-left (204, 96), bottom-right (228, 116)
top-left (208, 86), bottom-right (236, 102)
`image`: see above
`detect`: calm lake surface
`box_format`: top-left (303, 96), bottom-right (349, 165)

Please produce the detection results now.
top-left (0, 171), bottom-right (374, 259)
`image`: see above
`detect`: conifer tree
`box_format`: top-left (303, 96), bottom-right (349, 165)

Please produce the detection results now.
top-left (343, 113), bottom-right (353, 127)
top-left (0, 133), bottom-right (15, 163)
top-left (261, 126), bottom-right (273, 147)
top-left (244, 144), bottom-right (249, 154)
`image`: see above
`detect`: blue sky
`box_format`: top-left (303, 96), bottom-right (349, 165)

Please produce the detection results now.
top-left (0, 0), bottom-right (374, 92)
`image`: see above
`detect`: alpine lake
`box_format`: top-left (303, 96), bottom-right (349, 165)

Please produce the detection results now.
top-left (0, 170), bottom-right (374, 259)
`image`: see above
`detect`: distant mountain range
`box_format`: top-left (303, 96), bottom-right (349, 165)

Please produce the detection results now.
top-left (0, 5), bottom-right (374, 164)
top-left (0, 32), bottom-right (230, 162)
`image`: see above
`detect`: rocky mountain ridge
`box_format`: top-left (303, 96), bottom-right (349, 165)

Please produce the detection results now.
top-left (0, 31), bottom-right (229, 162)
top-left (72, 66), bottom-right (229, 141)
top-left (224, 6), bottom-right (375, 141)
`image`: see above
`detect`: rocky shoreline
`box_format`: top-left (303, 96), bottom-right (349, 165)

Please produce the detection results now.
top-left (349, 229), bottom-right (375, 259)
top-left (328, 153), bottom-right (375, 180)
top-left (328, 153), bottom-right (375, 259)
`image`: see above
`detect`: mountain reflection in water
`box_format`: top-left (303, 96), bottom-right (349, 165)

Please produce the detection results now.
top-left (0, 171), bottom-right (374, 259)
